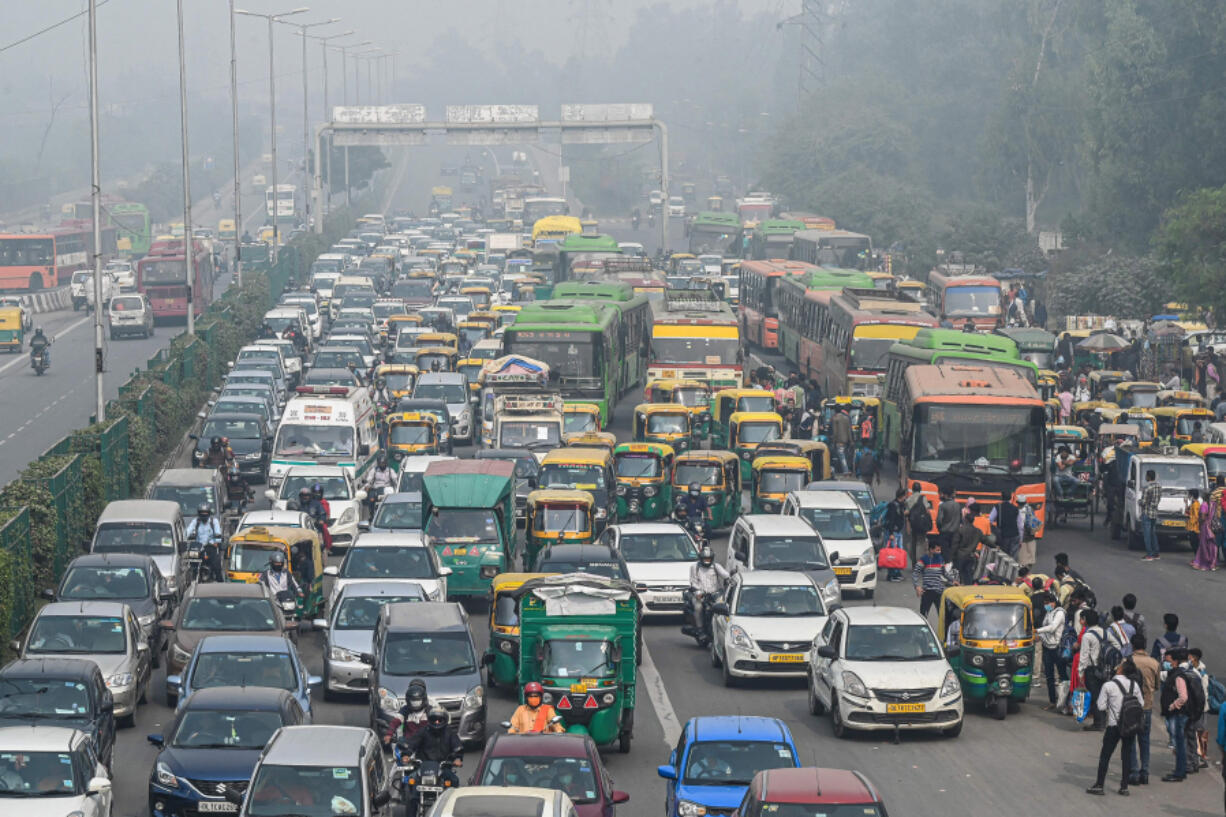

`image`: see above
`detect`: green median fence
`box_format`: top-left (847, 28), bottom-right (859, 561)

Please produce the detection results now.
top-left (0, 507), bottom-right (32, 646)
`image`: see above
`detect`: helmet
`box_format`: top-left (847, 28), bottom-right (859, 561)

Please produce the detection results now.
top-left (210, 436), bottom-right (223, 448)
top-left (269, 552), bottom-right (286, 568)
top-left (688, 482), bottom-right (702, 498)
top-left (377, 452), bottom-right (387, 466)
top-left (699, 546), bottom-right (714, 565)
top-left (523, 681), bottom-right (544, 699)
top-left (404, 678), bottom-right (428, 712)
top-left (197, 504), bottom-right (212, 517)
top-left (426, 705), bottom-right (448, 733)
top-left (311, 482), bottom-right (324, 497)
top-left (220, 437), bottom-right (230, 446)
top-left (298, 487), bottom-right (312, 499)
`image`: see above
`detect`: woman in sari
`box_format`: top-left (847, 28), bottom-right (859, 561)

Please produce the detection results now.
top-left (1192, 487), bottom-right (1218, 571)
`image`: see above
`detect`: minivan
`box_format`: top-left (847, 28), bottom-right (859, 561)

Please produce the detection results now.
top-left (90, 500), bottom-right (188, 598)
top-left (412, 372), bottom-right (474, 443)
top-left (725, 515), bottom-right (841, 610)
top-left (107, 293), bottom-right (155, 339)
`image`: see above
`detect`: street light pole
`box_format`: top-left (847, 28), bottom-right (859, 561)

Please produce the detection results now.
top-left (308, 32), bottom-right (355, 219)
top-left (281, 18), bottom-right (339, 231)
top-left (175, 0), bottom-right (196, 334)
top-left (228, 0), bottom-right (243, 288)
top-left (87, 0), bottom-right (105, 422)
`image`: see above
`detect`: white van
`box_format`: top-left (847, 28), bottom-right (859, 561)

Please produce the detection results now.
top-left (268, 385), bottom-right (377, 489)
top-left (782, 490), bottom-right (876, 598)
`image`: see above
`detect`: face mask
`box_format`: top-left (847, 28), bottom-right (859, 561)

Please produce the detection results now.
top-left (1162, 661), bottom-right (1172, 670)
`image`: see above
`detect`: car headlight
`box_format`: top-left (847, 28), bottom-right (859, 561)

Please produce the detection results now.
top-left (678, 799), bottom-right (707, 816)
top-left (138, 613), bottom-right (156, 629)
top-left (822, 579), bottom-right (840, 601)
top-left (940, 669), bottom-right (960, 697)
top-left (155, 761), bottom-right (179, 789)
top-left (857, 550), bottom-right (874, 567)
top-left (841, 670), bottom-right (869, 699)
top-left (463, 685), bottom-right (484, 710)
top-left (378, 687), bottom-right (402, 712)
top-left (729, 624), bottom-right (752, 650)
top-left (330, 646), bottom-right (362, 662)
top-left (339, 507), bottom-right (356, 526)
top-left (643, 485), bottom-right (657, 497)
top-left (107, 673), bottom-right (133, 689)
top-left (616, 484), bottom-right (627, 496)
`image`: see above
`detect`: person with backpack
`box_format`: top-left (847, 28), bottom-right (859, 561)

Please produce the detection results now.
top-left (881, 488), bottom-right (908, 582)
top-left (1159, 646), bottom-right (1204, 781)
top-left (905, 483), bottom-right (931, 565)
top-left (1150, 613), bottom-right (1189, 660)
top-left (1126, 632), bottom-right (1161, 785)
top-left (1037, 594), bottom-right (1068, 710)
top-left (1107, 606), bottom-right (1135, 657)
top-left (1086, 658), bottom-right (1145, 796)
top-left (1184, 648), bottom-right (1211, 772)
top-left (1121, 593), bottom-right (1147, 645)
top-left (1077, 609), bottom-right (1110, 731)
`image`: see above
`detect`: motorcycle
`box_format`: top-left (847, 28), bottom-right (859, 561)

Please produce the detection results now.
top-left (681, 589), bottom-right (716, 647)
top-left (631, 211), bottom-right (641, 230)
top-left (223, 465), bottom-right (251, 512)
top-left (273, 589), bottom-right (302, 623)
top-left (30, 348), bottom-right (48, 375)
top-left (186, 533), bottom-right (221, 585)
top-left (393, 742), bottom-right (458, 817)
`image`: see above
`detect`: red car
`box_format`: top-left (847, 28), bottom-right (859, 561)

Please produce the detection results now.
top-left (734, 767), bottom-right (888, 816)
top-left (469, 732), bottom-right (630, 816)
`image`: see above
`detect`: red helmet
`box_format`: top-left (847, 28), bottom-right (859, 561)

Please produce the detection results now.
top-left (523, 682), bottom-right (544, 697)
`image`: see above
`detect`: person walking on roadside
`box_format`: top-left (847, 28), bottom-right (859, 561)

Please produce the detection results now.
top-left (1192, 487), bottom-right (1219, 570)
top-left (1077, 609), bottom-right (1108, 731)
top-left (1036, 594), bottom-right (1068, 710)
top-left (830, 407), bottom-right (852, 475)
top-left (1121, 593), bottom-right (1148, 646)
top-left (990, 491), bottom-right (1021, 558)
top-left (934, 489), bottom-right (960, 552)
top-left (1140, 469), bottom-right (1163, 561)
top-left (905, 483), bottom-right (931, 566)
top-left (913, 539), bottom-right (948, 620)
top-left (1184, 648), bottom-right (1211, 772)
top-left (881, 488), bottom-right (907, 582)
top-left (1086, 659), bottom-right (1144, 796)
top-left (949, 509), bottom-right (981, 585)
top-left (1126, 633), bottom-right (1160, 785)
top-left (1151, 613), bottom-right (1189, 660)
top-left (1159, 647), bottom-right (1198, 782)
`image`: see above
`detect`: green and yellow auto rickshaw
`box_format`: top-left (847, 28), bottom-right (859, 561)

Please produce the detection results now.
top-left (1088, 370), bottom-right (1130, 403)
top-left (385, 412), bottom-right (442, 465)
top-left (563, 431), bottom-right (619, 456)
top-left (0, 307), bottom-right (23, 353)
top-left (225, 525), bottom-right (325, 620)
top-left (750, 456), bottom-right (812, 514)
top-left (414, 346), bottom-right (459, 373)
top-left (728, 411), bottom-right (784, 482)
top-left (644, 378), bottom-right (713, 441)
top-left (483, 572), bottom-right (554, 690)
top-left (374, 363), bottom-right (419, 401)
top-left (1114, 381), bottom-right (1160, 411)
top-left (671, 450), bottom-right (742, 529)
top-left (939, 586), bottom-right (1035, 720)
top-left (1047, 425), bottom-right (1095, 528)
top-left (1036, 370), bottom-right (1059, 402)
top-left (711, 388), bottom-right (776, 450)
top-left (563, 403), bottom-right (603, 434)
top-left (513, 574), bottom-right (639, 752)
top-left (633, 403), bottom-right (698, 454)
top-left (524, 489), bottom-right (595, 570)
top-left (752, 440), bottom-right (831, 483)
top-left (613, 442), bottom-right (676, 522)
top-left (1157, 389), bottom-right (1207, 410)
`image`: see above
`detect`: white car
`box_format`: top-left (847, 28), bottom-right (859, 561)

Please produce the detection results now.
top-left (323, 531), bottom-right (450, 611)
top-left (648, 190), bottom-right (664, 207)
top-left (0, 725), bottom-right (112, 815)
top-left (599, 523), bottom-right (697, 616)
top-left (807, 606), bottom-right (963, 738)
top-left (104, 260), bottom-right (137, 291)
top-left (668, 196), bottom-right (686, 217)
top-left (782, 490), bottom-right (877, 598)
top-left (236, 509), bottom-right (315, 532)
top-left (710, 570), bottom-right (828, 686)
top-left (264, 465), bottom-right (366, 550)
top-left (725, 515), bottom-right (842, 610)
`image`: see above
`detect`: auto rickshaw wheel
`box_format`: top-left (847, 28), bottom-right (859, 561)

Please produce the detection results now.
top-left (1007, 699), bottom-right (1021, 715)
top-left (988, 694), bottom-right (1007, 720)
top-left (619, 729), bottom-right (631, 754)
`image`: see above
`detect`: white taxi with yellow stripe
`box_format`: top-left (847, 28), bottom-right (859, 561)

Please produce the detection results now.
top-left (709, 570), bottom-right (829, 685)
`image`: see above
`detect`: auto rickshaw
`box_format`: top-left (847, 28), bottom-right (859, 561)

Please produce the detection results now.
top-left (667, 253), bottom-right (697, 274)
top-left (1099, 409), bottom-right (1156, 447)
top-left (492, 305), bottom-right (522, 327)
top-left (466, 310), bottom-right (500, 333)
top-left (633, 403), bottom-right (699, 454)
top-left (1114, 381), bottom-right (1161, 410)
top-left (524, 489), bottom-right (596, 569)
top-left (1048, 425), bottom-right (1095, 528)
top-left (456, 359), bottom-right (485, 397)
top-left (461, 286), bottom-right (492, 309)
top-left (671, 451), bottom-right (742, 529)
top-left (385, 412), bottom-right (442, 464)
top-left (417, 332), bottom-right (460, 352)
top-left (563, 431), bottom-right (619, 455)
top-left (1071, 400), bottom-right (1116, 432)
top-left (939, 586), bottom-right (1035, 720)
top-left (644, 378), bottom-right (713, 440)
top-left (1157, 389), bottom-right (1207, 409)
top-left (711, 388), bottom-right (776, 449)
top-left (1173, 407), bottom-right (1216, 444)
top-left (456, 320), bottom-right (491, 350)
top-left (1181, 443), bottom-right (1226, 482)
top-left (613, 442), bottom-right (676, 522)
top-left (728, 411), bottom-right (784, 482)
top-left (1037, 370), bottom-right (1059, 401)
top-left (374, 364), bottom-right (418, 401)
top-left (414, 346), bottom-right (459, 373)
top-left (1088, 370), bottom-right (1130, 403)
top-left (225, 525), bottom-right (325, 620)
top-left (752, 440), bottom-right (831, 482)
top-left (512, 574), bottom-right (639, 751)
top-left (706, 195), bottom-right (723, 212)
top-left (0, 307), bottom-right (23, 352)
top-left (750, 456), bottom-right (812, 514)
top-left (483, 572), bottom-right (555, 689)
top-left (563, 403), bottom-right (603, 434)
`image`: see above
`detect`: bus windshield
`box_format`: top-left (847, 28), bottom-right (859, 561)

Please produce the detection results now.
top-left (652, 336), bottom-right (739, 365)
top-left (851, 335), bottom-right (900, 371)
top-left (142, 259), bottom-right (187, 284)
top-left (945, 286), bottom-right (1001, 317)
top-left (912, 405), bottom-right (1043, 475)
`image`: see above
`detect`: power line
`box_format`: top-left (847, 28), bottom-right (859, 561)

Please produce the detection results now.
top-left (0, 0), bottom-right (113, 55)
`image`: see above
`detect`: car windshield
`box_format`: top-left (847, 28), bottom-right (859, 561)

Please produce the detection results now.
top-left (189, 652), bottom-right (295, 691)
top-left (844, 623), bottom-right (943, 661)
top-left (534, 506), bottom-right (589, 533)
top-left (738, 421), bottom-right (781, 445)
top-left (390, 424), bottom-right (433, 445)
top-left (413, 382), bottom-right (469, 403)
top-left (565, 413), bottom-right (598, 433)
top-left (27, 615), bottom-right (126, 654)
top-left (335, 595), bottom-right (419, 630)
top-left (428, 509), bottom-right (501, 543)
top-left (373, 500), bottom-right (423, 530)
top-left (171, 709), bottom-right (285, 749)
top-left (615, 454), bottom-right (661, 479)
top-left (0, 751), bottom-right (79, 795)
top-left (647, 413), bottom-right (688, 434)
top-left (673, 462), bottom-right (721, 487)
top-left (180, 597), bottom-right (277, 631)
top-left (311, 350), bottom-right (362, 370)
top-left (281, 475), bottom-right (349, 501)
top-left (274, 425), bottom-right (355, 458)
top-left (246, 764), bottom-right (362, 817)
top-left (59, 565), bottom-right (149, 600)
top-left (0, 679), bottom-right (91, 719)
top-left (962, 603), bottom-right (1030, 641)
top-left (619, 532), bottom-right (697, 562)
top-left (382, 632), bottom-right (475, 676)
top-left (759, 469), bottom-right (806, 494)
top-left (798, 508), bottom-right (868, 540)
top-left (539, 463), bottom-right (606, 491)
top-left (537, 555), bottom-right (624, 579)
top-left (752, 536), bottom-right (828, 570)
top-left (682, 740), bottom-right (796, 786)
top-left (340, 547), bottom-right (433, 579)
top-left (202, 418), bottom-right (262, 440)
top-left (542, 639), bottom-right (615, 678)
top-left (479, 756), bottom-right (599, 803)
top-left (500, 422), bottom-right (561, 449)
top-left (93, 522), bottom-right (175, 555)
top-left (736, 584), bottom-right (823, 616)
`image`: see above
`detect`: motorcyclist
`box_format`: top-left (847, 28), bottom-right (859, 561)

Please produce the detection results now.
top-left (372, 377), bottom-right (392, 406)
top-left (683, 546), bottom-right (729, 643)
top-left (631, 207), bottom-right (641, 229)
top-left (365, 454), bottom-right (394, 516)
top-left (259, 551), bottom-right (302, 607)
top-left (398, 706), bottom-right (462, 811)
top-left (312, 482), bottom-right (334, 553)
top-left (383, 678), bottom-right (432, 744)
top-left (29, 328), bottom-right (51, 367)
top-left (185, 505), bottom-right (223, 582)
top-left (675, 483), bottom-right (712, 542)
top-left (508, 682), bottom-right (564, 734)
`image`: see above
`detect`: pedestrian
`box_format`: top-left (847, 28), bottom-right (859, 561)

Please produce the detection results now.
top-left (1151, 613), bottom-right (1189, 660)
top-left (1077, 609), bottom-right (1108, 731)
top-left (1054, 551), bottom-right (1085, 582)
top-left (1058, 384), bottom-right (1074, 424)
top-left (1210, 476), bottom-right (1226, 564)
top-left (990, 491), bottom-right (1021, 558)
top-left (934, 490), bottom-right (960, 552)
top-left (1086, 659), bottom-right (1144, 796)
top-left (881, 488), bottom-right (907, 582)
top-left (1107, 606), bottom-right (1136, 657)
top-left (1184, 648), bottom-right (1211, 771)
top-left (1036, 593), bottom-right (1068, 710)
top-left (854, 445), bottom-right (878, 491)
top-left (1191, 487), bottom-right (1219, 571)
top-left (1121, 593), bottom-right (1148, 645)
top-left (1126, 632), bottom-right (1160, 785)
top-left (1140, 469), bottom-right (1163, 561)
top-left (1016, 498), bottom-right (1038, 569)
top-left (805, 378), bottom-right (823, 412)
top-left (1159, 647), bottom-right (1197, 781)
top-left (904, 483), bottom-right (931, 566)
top-left (830, 408), bottom-right (852, 474)
top-left (949, 508), bottom-right (981, 585)
top-left (912, 538), bottom-right (947, 619)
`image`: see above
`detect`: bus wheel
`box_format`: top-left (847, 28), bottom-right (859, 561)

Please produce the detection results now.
top-left (27, 273), bottom-right (42, 292)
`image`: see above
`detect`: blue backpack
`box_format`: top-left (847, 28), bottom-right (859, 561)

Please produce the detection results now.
top-left (1208, 675), bottom-right (1226, 714)
top-left (1058, 622), bottom-right (1079, 663)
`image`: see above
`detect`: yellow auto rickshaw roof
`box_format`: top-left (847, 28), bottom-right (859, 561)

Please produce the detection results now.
top-left (418, 332), bottom-right (458, 343)
top-left (752, 455), bottom-right (812, 472)
top-left (490, 572), bottom-right (555, 593)
top-left (1150, 406), bottom-right (1179, 417)
top-left (456, 358), bottom-right (485, 368)
top-left (614, 442), bottom-right (676, 458)
top-left (757, 439), bottom-right (829, 455)
top-left (729, 411), bottom-right (783, 424)
top-left (527, 489), bottom-right (595, 506)
top-left (416, 346), bottom-right (459, 356)
top-left (230, 525), bottom-right (319, 546)
top-left (1089, 370), bottom-right (1129, 382)
top-left (387, 411), bottom-right (436, 425)
top-left (1048, 425), bottom-right (1091, 440)
top-left (1158, 389), bottom-right (1206, 404)
top-left (669, 253), bottom-right (696, 260)
top-left (492, 305), bottom-right (522, 313)
top-left (719, 388), bottom-right (775, 400)
top-left (407, 270), bottom-right (436, 278)
top-left (564, 431), bottom-right (618, 447)
top-left (563, 403), bottom-right (601, 416)
top-left (1116, 381), bottom-right (1159, 392)
top-left (1097, 423), bottom-right (1140, 437)
top-left (940, 585), bottom-right (1031, 607)
top-left (541, 448), bottom-right (613, 466)
top-left (1181, 443), bottom-right (1226, 458)
top-left (636, 403), bottom-right (692, 416)
top-left (388, 314), bottom-right (424, 323)
top-left (1072, 400), bottom-right (1117, 411)
top-left (674, 450), bottom-right (740, 466)
top-left (461, 286), bottom-right (491, 293)
top-left (376, 364), bottom-right (419, 375)
top-left (647, 378), bottom-right (710, 392)
top-left (1176, 407), bottom-right (1214, 416)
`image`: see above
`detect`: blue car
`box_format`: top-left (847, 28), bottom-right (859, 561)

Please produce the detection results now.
top-left (147, 686), bottom-right (307, 817)
top-left (658, 716), bottom-right (800, 817)
top-left (167, 634), bottom-right (320, 718)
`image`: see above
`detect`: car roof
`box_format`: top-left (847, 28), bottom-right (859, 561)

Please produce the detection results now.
top-left (262, 725), bottom-right (372, 765)
top-left (63, 552), bottom-right (155, 570)
top-left (483, 732), bottom-right (593, 759)
top-left (740, 515), bottom-right (818, 535)
top-left (444, 787), bottom-right (566, 807)
top-left (352, 532), bottom-right (427, 548)
top-left (335, 581), bottom-right (425, 601)
top-left (612, 522), bottom-right (688, 535)
top-left (785, 490), bottom-right (860, 510)
top-left (283, 465), bottom-right (347, 477)
top-left (39, 600), bottom-right (129, 617)
top-left (383, 601), bottom-right (466, 630)
top-left (96, 499), bottom-right (181, 524)
top-left (184, 582), bottom-right (270, 599)
top-left (540, 544), bottom-right (618, 559)
top-left (0, 725), bottom-right (86, 752)
top-left (807, 480), bottom-right (872, 493)
top-left (153, 468), bottom-right (219, 487)
top-left (0, 657), bottom-right (101, 681)
top-left (757, 767), bottom-right (879, 805)
top-left (197, 634), bottom-right (290, 652)
top-left (180, 686), bottom-right (293, 711)
top-left (686, 715), bottom-right (793, 743)
top-left (737, 570), bottom-right (819, 587)
top-left (837, 605), bottom-right (929, 626)
top-left (378, 493), bottom-right (421, 504)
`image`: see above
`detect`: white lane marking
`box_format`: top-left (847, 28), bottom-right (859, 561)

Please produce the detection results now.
top-left (0, 314), bottom-right (91, 375)
top-left (639, 641), bottom-right (682, 748)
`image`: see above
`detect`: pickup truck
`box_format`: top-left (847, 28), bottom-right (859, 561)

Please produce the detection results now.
top-left (1107, 449), bottom-right (1206, 551)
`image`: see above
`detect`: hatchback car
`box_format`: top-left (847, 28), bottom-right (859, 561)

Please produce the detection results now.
top-left (782, 490), bottom-right (877, 598)
top-left (108, 293), bottom-right (155, 338)
top-left (413, 372), bottom-right (474, 443)
top-left (533, 543), bottom-right (630, 580)
top-left (366, 491), bottom-right (429, 533)
top-left (148, 467), bottom-right (227, 520)
top-left (0, 726), bottom-right (111, 814)
top-left (807, 605), bottom-right (963, 738)
top-left (162, 582), bottom-right (289, 687)
top-left (734, 767), bottom-right (888, 817)
top-left (0, 658), bottom-right (115, 770)
top-left (471, 732), bottom-right (629, 816)
top-left (598, 523), bottom-right (696, 615)
top-left (325, 531), bottom-right (449, 609)
top-left (710, 571), bottom-right (829, 686)
top-left (267, 465), bottom-right (366, 549)
top-left (168, 634), bottom-right (319, 718)
top-left (315, 581), bottom-right (426, 700)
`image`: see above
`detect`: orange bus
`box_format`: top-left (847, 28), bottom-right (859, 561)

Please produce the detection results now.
top-left (899, 363), bottom-right (1047, 536)
top-left (818, 288), bottom-right (939, 397)
top-left (0, 226), bottom-right (117, 291)
top-left (926, 270), bottom-right (1003, 330)
top-left (137, 238), bottom-right (216, 320)
top-left (738, 259), bottom-right (815, 349)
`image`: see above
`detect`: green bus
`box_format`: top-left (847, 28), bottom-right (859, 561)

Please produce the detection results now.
top-left (551, 280), bottom-right (652, 396)
top-left (881, 328), bottom-right (1039, 454)
top-left (109, 202), bottom-right (151, 256)
top-left (502, 300), bottom-right (623, 425)
top-left (747, 219), bottom-right (804, 260)
top-left (774, 267), bottom-right (875, 369)
top-left (557, 233), bottom-right (622, 284)
top-left (687, 211), bottom-right (741, 255)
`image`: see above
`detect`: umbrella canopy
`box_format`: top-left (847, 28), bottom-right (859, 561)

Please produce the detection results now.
top-left (1078, 333), bottom-right (1130, 352)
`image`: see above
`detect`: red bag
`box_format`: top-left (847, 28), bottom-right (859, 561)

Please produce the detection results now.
top-left (877, 546), bottom-right (907, 569)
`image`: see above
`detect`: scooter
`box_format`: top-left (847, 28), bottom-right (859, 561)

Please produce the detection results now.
top-left (393, 742), bottom-right (458, 817)
top-left (681, 590), bottom-right (716, 647)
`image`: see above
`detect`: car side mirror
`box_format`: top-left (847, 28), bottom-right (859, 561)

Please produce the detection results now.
top-left (307, 675), bottom-right (322, 687)
top-left (372, 790), bottom-right (392, 808)
top-left (359, 653), bottom-right (375, 666)
top-left (612, 791), bottom-right (630, 804)
top-left (146, 734), bottom-right (165, 747)
top-left (439, 567), bottom-right (453, 577)
top-left (817, 645), bottom-right (837, 659)
top-left (87, 777), bottom-right (111, 797)
top-left (828, 551), bottom-right (840, 564)
top-left (40, 588), bottom-right (55, 601)
top-left (324, 565), bottom-right (339, 576)
top-left (657, 764), bottom-right (678, 780)
top-left (355, 489), bottom-right (368, 502)
top-left (9, 639), bottom-right (20, 653)
top-left (159, 590), bottom-right (175, 602)
top-left (480, 653), bottom-right (495, 666)
top-left (358, 521), bottom-right (371, 533)
top-left (166, 675), bottom-right (181, 691)
top-left (264, 489), bottom-right (277, 502)
top-left (137, 642), bottom-right (150, 653)
top-left (734, 550), bottom-right (747, 563)
top-left (188, 434), bottom-right (199, 441)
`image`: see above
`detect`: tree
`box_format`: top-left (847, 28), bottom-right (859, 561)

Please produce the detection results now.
top-left (1153, 185), bottom-right (1226, 317)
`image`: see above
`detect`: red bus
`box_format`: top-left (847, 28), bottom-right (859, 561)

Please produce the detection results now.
top-left (926, 269), bottom-right (1002, 330)
top-left (137, 239), bottom-right (215, 320)
top-left (738, 259), bottom-right (817, 349)
top-left (0, 226), bottom-right (117, 291)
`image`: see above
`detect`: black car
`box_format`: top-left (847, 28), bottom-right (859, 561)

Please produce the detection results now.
top-left (474, 449), bottom-right (539, 525)
top-left (0, 657), bottom-right (116, 769)
top-left (44, 552), bottom-right (173, 666)
top-left (533, 543), bottom-right (630, 580)
top-left (192, 412), bottom-right (271, 481)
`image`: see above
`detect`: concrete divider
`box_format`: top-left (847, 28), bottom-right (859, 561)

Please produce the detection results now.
top-left (14, 287), bottom-right (72, 314)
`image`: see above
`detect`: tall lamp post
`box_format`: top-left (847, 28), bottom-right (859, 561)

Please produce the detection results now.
top-left (175, 0), bottom-right (197, 333)
top-left (279, 17), bottom-right (340, 230)
top-left (236, 6), bottom-right (309, 265)
top-left (308, 30), bottom-right (355, 218)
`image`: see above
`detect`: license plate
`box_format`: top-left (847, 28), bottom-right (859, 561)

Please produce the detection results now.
top-left (886, 702), bottom-right (926, 714)
top-left (198, 803), bottom-right (238, 813)
top-left (833, 567), bottom-right (853, 576)
top-left (417, 785), bottom-right (443, 793)
top-left (655, 592), bottom-right (683, 603)
top-left (769, 653), bottom-right (805, 663)
top-left (993, 644), bottom-right (1009, 653)
top-left (1161, 519), bottom-right (1184, 527)
top-left (570, 683), bottom-right (587, 693)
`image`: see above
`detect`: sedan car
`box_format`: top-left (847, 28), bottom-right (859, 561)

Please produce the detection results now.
top-left (168, 634), bottom-right (320, 718)
top-left (710, 571), bottom-right (829, 686)
top-left (598, 523), bottom-right (696, 615)
top-left (366, 492), bottom-right (427, 533)
top-left (266, 465), bottom-right (366, 550)
top-left (807, 605), bottom-right (963, 738)
top-left (146, 687), bottom-right (306, 817)
top-left (314, 580), bottom-right (426, 700)
top-left (470, 733), bottom-right (629, 817)
top-left (0, 726), bottom-right (111, 814)
top-left (323, 532), bottom-right (449, 609)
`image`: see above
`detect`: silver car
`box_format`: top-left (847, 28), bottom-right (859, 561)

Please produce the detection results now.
top-left (314, 581), bottom-right (426, 699)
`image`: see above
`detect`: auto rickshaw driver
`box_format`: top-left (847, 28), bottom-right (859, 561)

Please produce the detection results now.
top-left (508, 681), bottom-right (565, 734)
